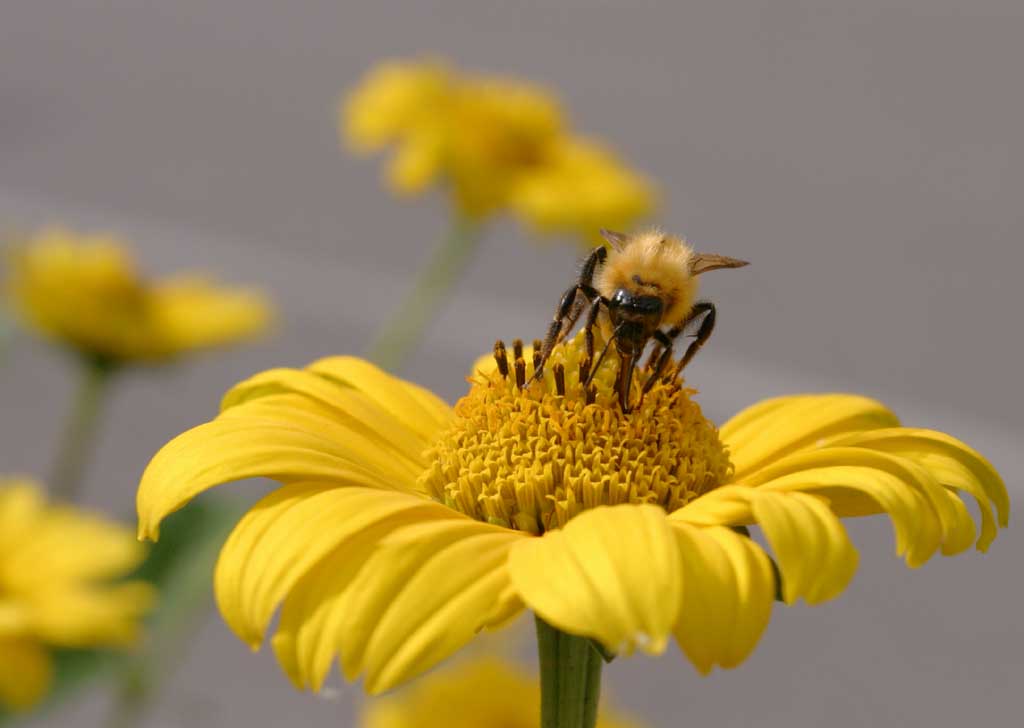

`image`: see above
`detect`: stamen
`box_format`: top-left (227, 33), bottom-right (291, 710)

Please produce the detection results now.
top-left (532, 349), bottom-right (542, 374)
top-left (585, 384), bottom-right (596, 405)
top-left (514, 357), bottom-right (526, 388)
top-left (532, 338), bottom-right (543, 352)
top-left (553, 363), bottom-right (566, 396)
top-left (512, 338), bottom-right (524, 361)
top-left (493, 340), bottom-right (509, 378)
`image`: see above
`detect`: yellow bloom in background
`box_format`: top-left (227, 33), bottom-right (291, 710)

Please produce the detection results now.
top-left (0, 478), bottom-right (154, 711)
top-left (136, 332), bottom-right (1007, 694)
top-left (510, 138), bottom-right (657, 245)
top-left (5, 228), bottom-right (272, 364)
top-left (360, 657), bottom-right (639, 728)
top-left (343, 59), bottom-right (655, 237)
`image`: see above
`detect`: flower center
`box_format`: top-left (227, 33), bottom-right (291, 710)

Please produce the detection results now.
top-left (418, 332), bottom-right (732, 533)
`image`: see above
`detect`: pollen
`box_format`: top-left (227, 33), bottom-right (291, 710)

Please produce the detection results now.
top-left (419, 332), bottom-right (732, 533)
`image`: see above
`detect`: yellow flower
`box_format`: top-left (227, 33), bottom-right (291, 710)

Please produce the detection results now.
top-left (0, 478), bottom-right (155, 711)
top-left (342, 59), bottom-right (655, 232)
top-left (5, 228), bottom-right (272, 364)
top-left (510, 137), bottom-right (656, 245)
top-left (136, 332), bottom-right (1008, 694)
top-left (360, 656), bottom-right (639, 728)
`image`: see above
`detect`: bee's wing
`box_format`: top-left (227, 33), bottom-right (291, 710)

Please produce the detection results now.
top-left (599, 229), bottom-right (629, 251)
top-left (689, 253), bottom-right (750, 274)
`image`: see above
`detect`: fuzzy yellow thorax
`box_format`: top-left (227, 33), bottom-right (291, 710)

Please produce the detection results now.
top-left (595, 229), bottom-right (699, 326)
top-left (419, 332), bottom-right (731, 533)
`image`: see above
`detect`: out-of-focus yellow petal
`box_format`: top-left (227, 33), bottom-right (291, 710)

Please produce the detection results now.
top-left (343, 60), bottom-right (451, 151)
top-left (670, 524), bottom-right (775, 674)
top-left (674, 487), bottom-right (858, 605)
top-left (214, 484), bottom-right (440, 649)
top-left (1, 478), bottom-right (154, 654)
top-left (2, 504), bottom-right (148, 589)
top-left (333, 518), bottom-right (526, 694)
top-left (26, 581), bottom-right (155, 647)
top-left (0, 638), bottom-right (52, 712)
top-left (151, 275), bottom-right (272, 355)
top-left (387, 131), bottom-right (445, 193)
top-left (508, 504), bottom-right (681, 656)
top-left (5, 228), bottom-right (272, 362)
top-left (0, 481), bottom-right (45, 556)
top-left (720, 394), bottom-right (900, 479)
top-left (358, 656), bottom-right (642, 728)
top-left (510, 137), bottom-right (656, 244)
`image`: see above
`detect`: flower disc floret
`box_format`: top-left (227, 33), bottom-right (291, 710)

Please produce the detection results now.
top-left (421, 334), bottom-right (730, 533)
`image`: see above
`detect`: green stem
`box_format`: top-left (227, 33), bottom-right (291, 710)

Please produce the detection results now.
top-left (536, 616), bottom-right (604, 728)
top-left (50, 356), bottom-right (114, 503)
top-left (365, 216), bottom-right (481, 371)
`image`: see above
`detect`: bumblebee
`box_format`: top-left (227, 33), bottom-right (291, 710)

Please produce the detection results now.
top-left (533, 228), bottom-right (748, 411)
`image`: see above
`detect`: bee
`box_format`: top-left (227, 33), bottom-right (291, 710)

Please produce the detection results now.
top-left (532, 228), bottom-right (749, 412)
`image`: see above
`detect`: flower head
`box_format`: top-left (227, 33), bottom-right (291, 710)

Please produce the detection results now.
top-left (5, 228), bottom-right (272, 364)
top-left (137, 332), bottom-right (1008, 693)
top-left (360, 656), bottom-right (639, 728)
top-left (0, 478), bottom-right (155, 711)
top-left (342, 59), bottom-right (655, 237)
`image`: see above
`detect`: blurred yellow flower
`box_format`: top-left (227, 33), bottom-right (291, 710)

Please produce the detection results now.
top-left (5, 228), bottom-right (273, 364)
top-left (510, 137), bottom-right (657, 245)
top-left (360, 657), bottom-right (639, 728)
top-left (136, 331), bottom-right (1007, 694)
top-left (0, 478), bottom-right (154, 711)
top-left (343, 59), bottom-right (655, 237)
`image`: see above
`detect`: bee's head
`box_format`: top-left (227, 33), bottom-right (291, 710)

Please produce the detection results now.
top-left (608, 287), bottom-right (663, 354)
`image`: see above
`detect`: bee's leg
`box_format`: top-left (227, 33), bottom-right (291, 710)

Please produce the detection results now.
top-left (670, 301), bottom-right (716, 380)
top-left (581, 297), bottom-right (604, 364)
top-left (616, 348), bottom-right (639, 413)
top-left (641, 327), bottom-right (682, 396)
top-left (531, 246), bottom-right (607, 384)
top-left (640, 301), bottom-right (718, 397)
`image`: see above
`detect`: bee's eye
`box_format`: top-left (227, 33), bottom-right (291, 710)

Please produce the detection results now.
top-left (634, 295), bottom-right (663, 315)
top-left (611, 289), bottom-right (632, 307)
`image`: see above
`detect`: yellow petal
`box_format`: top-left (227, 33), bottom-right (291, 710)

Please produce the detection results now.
top-left (334, 517), bottom-right (526, 694)
top-left (137, 400), bottom-right (419, 540)
top-left (219, 391), bottom-right (429, 476)
top-left (151, 275), bottom-right (272, 355)
top-left (720, 394), bottom-right (900, 479)
top-left (271, 518), bottom-right (409, 691)
top-left (735, 447), bottom-right (953, 567)
top-left (0, 481), bottom-right (46, 555)
top-left (214, 484), bottom-right (439, 648)
top-left (508, 504), bottom-right (682, 655)
top-left (674, 487), bottom-right (858, 605)
top-left (0, 638), bottom-right (52, 711)
top-left (308, 356), bottom-right (452, 440)
top-left (221, 365), bottom-right (449, 453)
top-left (820, 428), bottom-right (1009, 550)
top-left (26, 581), bottom-right (155, 647)
top-left (670, 524), bottom-right (775, 674)
top-left (4, 505), bottom-right (148, 588)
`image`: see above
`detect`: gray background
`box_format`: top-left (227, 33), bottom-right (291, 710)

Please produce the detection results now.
top-left (1, 1), bottom-right (1020, 726)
